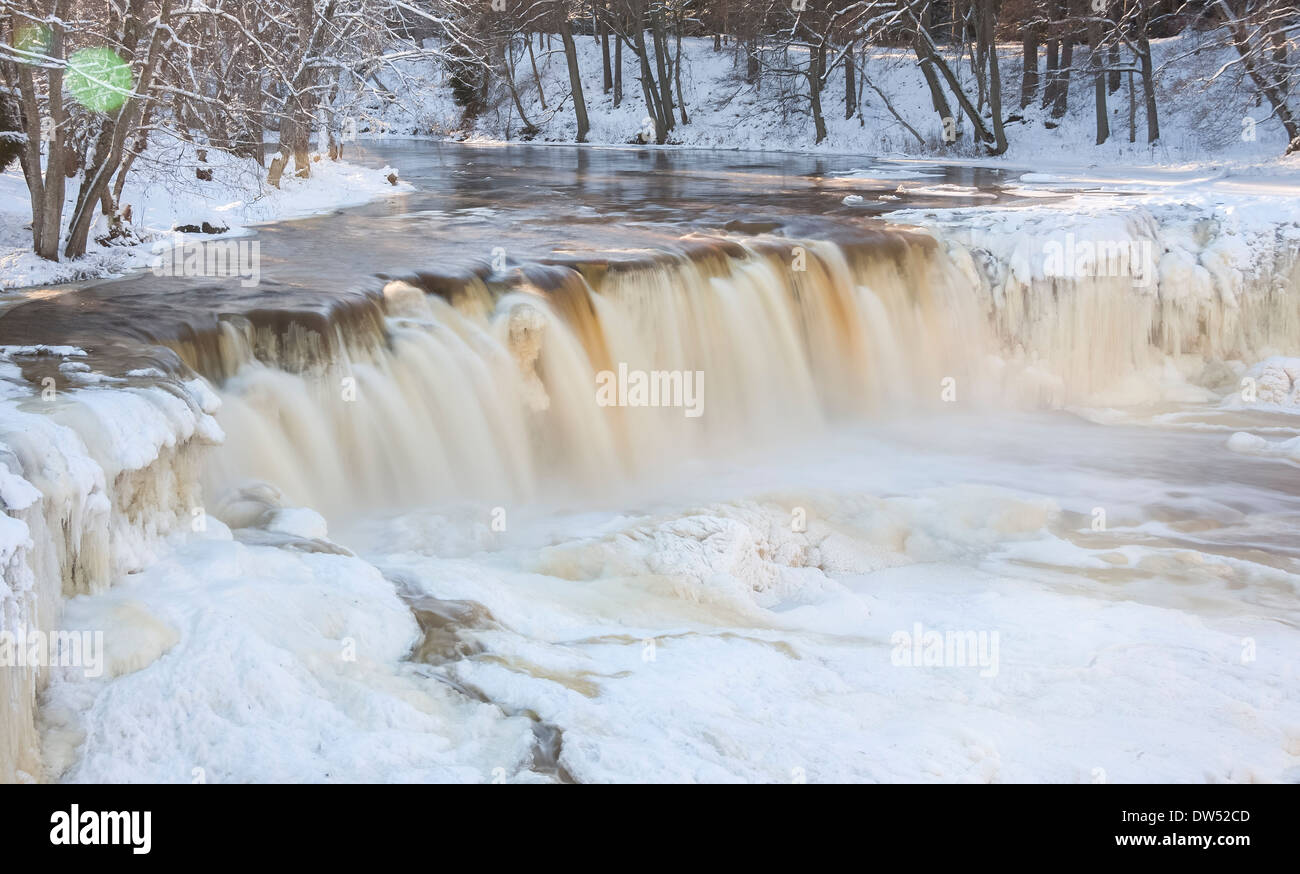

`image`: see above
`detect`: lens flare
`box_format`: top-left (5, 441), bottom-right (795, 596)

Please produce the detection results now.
top-left (66, 47), bottom-right (133, 113)
top-left (12, 24), bottom-right (53, 59)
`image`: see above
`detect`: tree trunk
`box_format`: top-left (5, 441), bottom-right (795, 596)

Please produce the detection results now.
top-left (1128, 70), bottom-right (1136, 143)
top-left (809, 44), bottom-right (827, 144)
top-left (633, 25), bottom-right (666, 143)
top-left (1042, 37), bottom-right (1059, 109)
top-left (1089, 21), bottom-right (1109, 145)
top-left (844, 43), bottom-right (857, 120)
top-left (984, 0), bottom-right (1008, 155)
top-left (1271, 17), bottom-right (1290, 99)
top-left (274, 114), bottom-right (308, 182)
top-left (268, 154), bottom-right (288, 188)
top-left (601, 15), bottom-right (613, 93)
top-left (973, 12), bottom-right (988, 112)
top-left (1051, 37), bottom-right (1073, 120)
top-left (1137, 31), bottom-right (1159, 143)
top-left (651, 10), bottom-right (675, 132)
top-left (268, 0), bottom-right (337, 185)
top-left (66, 0), bottom-right (174, 258)
top-left (916, 32), bottom-right (995, 145)
top-left (528, 37), bottom-right (548, 109)
top-left (614, 29), bottom-right (623, 106)
top-left (674, 20), bottom-right (688, 125)
top-left (504, 44), bottom-right (537, 131)
top-left (916, 38), bottom-right (954, 132)
top-left (112, 102), bottom-right (153, 205)
top-left (1021, 24), bottom-right (1040, 109)
top-left (559, 19), bottom-right (590, 143)
top-left (15, 9), bottom-right (69, 260)
top-left (914, 3), bottom-right (955, 138)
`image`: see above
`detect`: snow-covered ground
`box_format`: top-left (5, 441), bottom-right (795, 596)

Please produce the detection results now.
top-left (355, 32), bottom-right (1300, 166)
top-left (33, 411), bottom-right (1300, 784)
top-left (0, 137), bottom-right (409, 291)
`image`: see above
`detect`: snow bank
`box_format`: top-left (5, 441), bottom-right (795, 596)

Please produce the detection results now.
top-left (39, 528), bottom-right (538, 783)
top-left (881, 182), bottom-right (1300, 406)
top-left (0, 349), bottom-right (223, 782)
top-left (351, 453), bottom-right (1298, 783)
top-left (1226, 431), bottom-right (1300, 462)
top-left (1241, 357), bottom-right (1300, 409)
top-left (353, 32), bottom-right (1300, 166)
top-left (0, 137), bottom-right (409, 291)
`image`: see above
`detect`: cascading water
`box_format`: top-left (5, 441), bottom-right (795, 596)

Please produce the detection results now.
top-left (3, 208), bottom-right (1299, 782)
top-left (198, 232), bottom-right (999, 519)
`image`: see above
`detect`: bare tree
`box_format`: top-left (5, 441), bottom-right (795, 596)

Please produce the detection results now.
top-left (556, 1), bottom-right (591, 142)
top-left (1198, 0), bottom-right (1299, 152)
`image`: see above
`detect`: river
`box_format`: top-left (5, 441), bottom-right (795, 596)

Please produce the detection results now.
top-left (2, 142), bottom-right (1297, 783)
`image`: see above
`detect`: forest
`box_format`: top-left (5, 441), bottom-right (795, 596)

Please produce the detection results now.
top-left (2, 1), bottom-right (1298, 261)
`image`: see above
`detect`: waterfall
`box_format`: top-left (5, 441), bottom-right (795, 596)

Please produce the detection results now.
top-left (2, 215), bottom-right (1298, 781)
top-left (195, 232), bottom-right (990, 517)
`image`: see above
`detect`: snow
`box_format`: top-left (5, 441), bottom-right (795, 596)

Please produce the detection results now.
top-left (1, 135), bottom-right (411, 291)
top-left (1226, 431), bottom-right (1300, 462)
top-left (0, 345), bottom-right (87, 358)
top-left (0, 349), bottom-right (229, 781)
top-left (1241, 357), bottom-right (1300, 408)
top-left (38, 523), bottom-right (539, 783)
top-left (849, 164), bottom-right (1300, 408)
top-left (266, 508), bottom-right (329, 540)
top-left (354, 32), bottom-right (1300, 167)
top-left (31, 415), bottom-right (1300, 783)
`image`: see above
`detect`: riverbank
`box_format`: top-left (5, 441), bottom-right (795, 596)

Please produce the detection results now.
top-left (0, 138), bottom-right (409, 291)
top-left (355, 33), bottom-right (1300, 166)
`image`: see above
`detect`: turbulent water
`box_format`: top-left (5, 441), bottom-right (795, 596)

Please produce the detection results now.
top-left (2, 144), bottom-right (1299, 783)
